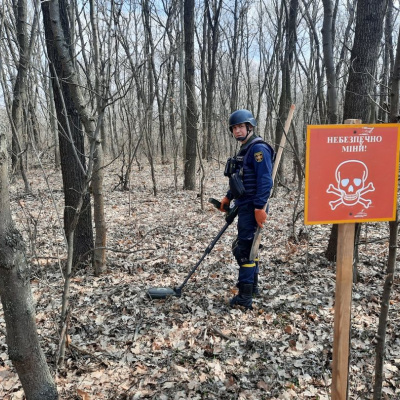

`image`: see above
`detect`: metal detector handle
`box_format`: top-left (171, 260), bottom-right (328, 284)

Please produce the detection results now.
top-left (208, 198), bottom-right (238, 224)
top-left (208, 197), bottom-right (229, 211)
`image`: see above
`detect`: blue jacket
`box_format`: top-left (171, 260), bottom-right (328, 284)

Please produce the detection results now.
top-left (227, 136), bottom-right (274, 208)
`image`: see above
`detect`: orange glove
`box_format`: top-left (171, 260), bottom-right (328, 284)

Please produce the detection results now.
top-left (255, 209), bottom-right (267, 228)
top-left (219, 196), bottom-right (230, 212)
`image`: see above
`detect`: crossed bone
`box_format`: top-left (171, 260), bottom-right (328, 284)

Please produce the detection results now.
top-left (326, 182), bottom-right (375, 210)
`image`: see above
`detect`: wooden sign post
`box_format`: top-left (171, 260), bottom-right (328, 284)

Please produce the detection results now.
top-left (332, 119), bottom-right (360, 400)
top-left (332, 222), bottom-right (355, 399)
top-left (304, 121), bottom-right (400, 399)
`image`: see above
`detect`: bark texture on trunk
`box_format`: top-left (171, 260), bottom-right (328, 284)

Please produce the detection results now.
top-left (183, 0), bottom-right (198, 190)
top-left (343, 0), bottom-right (387, 122)
top-left (374, 14), bottom-right (400, 397)
top-left (0, 134), bottom-right (58, 399)
top-left (274, 0), bottom-right (298, 185)
top-left (42, 0), bottom-right (94, 268)
top-left (322, 0), bottom-right (338, 124)
top-left (326, 0), bottom-right (387, 261)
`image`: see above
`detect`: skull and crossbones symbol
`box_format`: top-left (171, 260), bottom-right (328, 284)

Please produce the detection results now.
top-left (326, 160), bottom-right (375, 210)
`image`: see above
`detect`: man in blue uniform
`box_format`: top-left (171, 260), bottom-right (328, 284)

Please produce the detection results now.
top-left (219, 109), bottom-right (274, 310)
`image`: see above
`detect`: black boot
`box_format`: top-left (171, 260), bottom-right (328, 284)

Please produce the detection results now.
top-left (230, 283), bottom-right (253, 310)
top-left (253, 273), bottom-right (260, 297)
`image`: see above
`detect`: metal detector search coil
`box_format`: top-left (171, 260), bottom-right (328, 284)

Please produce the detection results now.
top-left (147, 287), bottom-right (178, 299)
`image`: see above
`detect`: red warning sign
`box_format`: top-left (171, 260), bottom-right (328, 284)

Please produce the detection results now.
top-left (305, 124), bottom-right (400, 225)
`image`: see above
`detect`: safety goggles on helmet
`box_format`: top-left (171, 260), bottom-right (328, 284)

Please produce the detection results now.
top-left (229, 109), bottom-right (257, 132)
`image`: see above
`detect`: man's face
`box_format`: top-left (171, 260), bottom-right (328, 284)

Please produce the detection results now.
top-left (232, 123), bottom-right (252, 142)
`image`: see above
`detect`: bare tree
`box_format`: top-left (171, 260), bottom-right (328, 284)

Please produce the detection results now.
top-left (88, 0), bottom-right (108, 275)
top-left (322, 0), bottom-right (339, 124)
top-left (343, 0), bottom-right (388, 121)
top-left (227, 0), bottom-right (247, 112)
top-left (0, 6), bottom-right (59, 395)
top-left (200, 0), bottom-right (223, 161)
top-left (0, 132), bottom-right (58, 399)
top-left (378, 0), bottom-right (394, 123)
top-left (374, 12), bottom-right (400, 397)
top-left (274, 0), bottom-right (298, 184)
top-left (41, 0), bottom-right (94, 269)
top-left (142, 0), bottom-right (167, 165)
top-left (321, 0), bottom-right (340, 262)
top-left (41, 0), bottom-right (114, 363)
top-left (325, 0), bottom-right (388, 261)
top-left (183, 0), bottom-right (198, 190)
top-left (1, 0), bottom-right (32, 193)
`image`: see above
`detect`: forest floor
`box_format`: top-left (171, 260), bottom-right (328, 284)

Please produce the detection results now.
top-left (0, 160), bottom-right (399, 400)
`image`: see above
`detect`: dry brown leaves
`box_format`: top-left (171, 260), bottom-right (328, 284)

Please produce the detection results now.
top-left (0, 160), bottom-right (399, 399)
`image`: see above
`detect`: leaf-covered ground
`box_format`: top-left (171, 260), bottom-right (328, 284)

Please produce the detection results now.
top-left (0, 161), bottom-right (399, 399)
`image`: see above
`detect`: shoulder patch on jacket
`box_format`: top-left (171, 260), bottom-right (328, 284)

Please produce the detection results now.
top-left (254, 151), bottom-right (263, 162)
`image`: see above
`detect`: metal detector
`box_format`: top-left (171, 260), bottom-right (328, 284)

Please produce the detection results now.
top-left (147, 199), bottom-right (238, 300)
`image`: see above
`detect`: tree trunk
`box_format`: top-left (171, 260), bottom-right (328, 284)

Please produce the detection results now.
top-left (142, 0), bottom-right (158, 196)
top-left (378, 0), bottom-right (393, 123)
top-left (10, 0), bottom-right (31, 193)
top-left (200, 3), bottom-right (207, 160)
top-left (325, 0), bottom-right (387, 261)
top-left (41, 0), bottom-right (93, 268)
top-left (229, 0), bottom-right (242, 111)
top-left (322, 0), bottom-right (339, 262)
top-left (322, 0), bottom-right (339, 124)
top-left (142, 0), bottom-right (167, 164)
top-left (183, 0), bottom-right (198, 190)
top-left (179, 0), bottom-right (187, 155)
top-left (205, 0), bottom-right (222, 161)
top-left (46, 75), bottom-right (60, 168)
top-left (373, 215), bottom-right (398, 399)
top-left (343, 0), bottom-right (387, 122)
top-left (0, 133), bottom-right (58, 400)
top-left (88, 0), bottom-right (107, 275)
top-left (274, 0), bottom-right (298, 185)
top-left (373, 19), bottom-right (400, 398)
top-left (92, 127), bottom-right (107, 275)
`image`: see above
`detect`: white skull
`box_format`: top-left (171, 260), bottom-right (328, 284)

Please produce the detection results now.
top-left (335, 160), bottom-right (368, 206)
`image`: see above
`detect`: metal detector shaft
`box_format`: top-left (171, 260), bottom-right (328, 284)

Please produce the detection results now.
top-left (174, 206), bottom-right (238, 296)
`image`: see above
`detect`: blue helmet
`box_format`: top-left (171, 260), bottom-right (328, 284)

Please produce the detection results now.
top-left (229, 109), bottom-right (257, 132)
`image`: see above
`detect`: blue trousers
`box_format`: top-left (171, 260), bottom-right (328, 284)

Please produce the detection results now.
top-left (232, 203), bottom-right (257, 284)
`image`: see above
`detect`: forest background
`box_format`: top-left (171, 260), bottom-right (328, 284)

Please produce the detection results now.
top-left (0, 0), bottom-right (399, 399)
